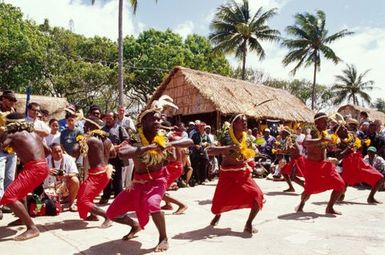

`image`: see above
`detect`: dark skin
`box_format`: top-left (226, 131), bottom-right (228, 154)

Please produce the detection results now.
top-left (162, 134), bottom-right (193, 215)
top-left (73, 121), bottom-right (116, 228)
top-left (206, 115), bottom-right (259, 235)
top-left (282, 144), bottom-right (305, 192)
top-left (116, 112), bottom-right (173, 252)
top-left (335, 126), bottom-right (383, 204)
top-left (297, 116), bottom-right (342, 215)
top-left (0, 130), bottom-right (49, 241)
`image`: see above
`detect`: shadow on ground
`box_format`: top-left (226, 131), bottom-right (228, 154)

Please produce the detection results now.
top-left (313, 201), bottom-right (369, 206)
top-left (0, 226), bottom-right (18, 241)
top-left (74, 239), bottom-right (154, 255)
top-left (265, 191), bottom-right (300, 197)
top-left (39, 219), bottom-right (96, 232)
top-left (277, 212), bottom-right (336, 221)
top-left (195, 199), bottom-right (212, 205)
top-left (173, 225), bottom-right (252, 241)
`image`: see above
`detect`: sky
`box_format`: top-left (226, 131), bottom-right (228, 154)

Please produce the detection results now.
top-left (5, 0), bottom-right (385, 106)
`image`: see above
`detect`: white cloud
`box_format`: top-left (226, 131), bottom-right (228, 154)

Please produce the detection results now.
top-left (5, 0), bottom-right (135, 40)
top-left (174, 20), bottom-right (194, 39)
top-left (234, 26), bottom-right (385, 105)
top-left (236, 0), bottom-right (290, 12)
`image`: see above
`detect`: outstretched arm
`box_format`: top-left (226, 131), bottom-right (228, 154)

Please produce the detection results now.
top-left (169, 138), bottom-right (193, 148)
top-left (118, 143), bottom-right (159, 160)
top-left (206, 144), bottom-right (239, 156)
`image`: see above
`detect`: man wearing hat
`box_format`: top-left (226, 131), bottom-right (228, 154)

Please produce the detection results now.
top-left (259, 128), bottom-right (276, 159)
top-left (364, 146), bottom-right (385, 176)
top-left (0, 90), bottom-right (18, 218)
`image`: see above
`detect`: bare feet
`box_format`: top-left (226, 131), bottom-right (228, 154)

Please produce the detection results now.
top-left (172, 205), bottom-right (188, 215)
top-left (325, 207), bottom-right (342, 215)
top-left (8, 218), bottom-right (24, 226)
top-left (14, 226), bottom-right (40, 241)
top-left (244, 224), bottom-right (258, 235)
top-left (85, 214), bottom-right (99, 221)
top-left (100, 219), bottom-right (112, 229)
top-left (283, 188), bottom-right (295, 192)
top-left (367, 197), bottom-right (382, 204)
top-left (154, 238), bottom-right (169, 252)
top-left (122, 224), bottom-right (141, 240)
top-left (161, 204), bottom-right (173, 210)
top-left (210, 215), bottom-right (221, 226)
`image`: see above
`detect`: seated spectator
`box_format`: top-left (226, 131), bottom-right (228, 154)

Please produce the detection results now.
top-left (44, 143), bottom-right (80, 211)
top-left (46, 119), bottom-right (61, 146)
top-left (364, 146), bottom-right (385, 176)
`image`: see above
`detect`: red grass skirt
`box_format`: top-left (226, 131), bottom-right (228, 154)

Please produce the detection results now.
top-left (166, 161), bottom-right (183, 188)
top-left (281, 156), bottom-right (304, 177)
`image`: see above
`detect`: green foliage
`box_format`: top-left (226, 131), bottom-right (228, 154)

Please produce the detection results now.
top-left (373, 98), bottom-right (385, 113)
top-left (331, 64), bottom-right (374, 106)
top-left (209, 0), bottom-right (280, 79)
top-left (282, 10), bottom-right (353, 109)
top-left (0, 3), bottom-right (48, 92)
top-left (0, 3), bottom-right (231, 111)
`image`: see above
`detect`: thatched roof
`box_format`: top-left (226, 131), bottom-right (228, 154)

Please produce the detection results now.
top-left (338, 104), bottom-right (385, 123)
top-left (14, 93), bottom-right (68, 119)
top-left (148, 66), bottom-right (314, 122)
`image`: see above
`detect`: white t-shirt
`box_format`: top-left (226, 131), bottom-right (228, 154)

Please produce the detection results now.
top-left (295, 133), bottom-right (306, 155)
top-left (46, 132), bottom-right (61, 146)
top-left (43, 154), bottom-right (78, 189)
top-left (117, 116), bottom-right (136, 132)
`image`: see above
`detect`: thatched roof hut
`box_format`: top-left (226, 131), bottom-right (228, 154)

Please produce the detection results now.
top-left (14, 93), bottom-right (68, 119)
top-left (147, 67), bottom-right (314, 129)
top-left (337, 104), bottom-right (385, 124)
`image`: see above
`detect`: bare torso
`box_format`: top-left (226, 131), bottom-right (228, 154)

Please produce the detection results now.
top-left (3, 131), bottom-right (45, 163)
top-left (86, 137), bottom-right (112, 168)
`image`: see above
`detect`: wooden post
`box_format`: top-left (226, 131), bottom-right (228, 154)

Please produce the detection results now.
top-left (216, 111), bottom-right (221, 130)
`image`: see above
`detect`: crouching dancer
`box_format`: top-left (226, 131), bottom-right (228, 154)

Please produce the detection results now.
top-left (74, 117), bottom-right (116, 228)
top-left (206, 114), bottom-right (263, 235)
top-left (0, 113), bottom-right (49, 240)
top-left (106, 107), bottom-right (175, 252)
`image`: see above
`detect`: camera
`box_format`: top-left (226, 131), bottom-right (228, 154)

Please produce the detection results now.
top-left (55, 169), bottom-right (64, 176)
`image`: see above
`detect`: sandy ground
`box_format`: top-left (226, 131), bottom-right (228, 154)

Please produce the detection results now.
top-left (1, 178), bottom-right (384, 255)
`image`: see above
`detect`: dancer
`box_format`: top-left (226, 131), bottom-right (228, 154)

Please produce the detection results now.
top-left (281, 144), bottom-right (305, 192)
top-left (334, 123), bottom-right (383, 203)
top-left (296, 112), bottom-right (345, 214)
top-left (74, 116), bottom-right (115, 228)
top-left (207, 114), bottom-right (263, 235)
top-left (0, 113), bottom-right (49, 241)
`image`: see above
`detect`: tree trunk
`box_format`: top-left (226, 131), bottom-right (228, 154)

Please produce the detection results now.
top-left (311, 55), bottom-right (317, 110)
top-left (241, 41), bottom-right (247, 80)
top-left (118, 0), bottom-right (124, 106)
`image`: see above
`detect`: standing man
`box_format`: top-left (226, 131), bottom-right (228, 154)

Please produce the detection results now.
top-left (116, 106), bottom-right (136, 133)
top-left (60, 113), bottom-right (83, 157)
top-left (207, 114), bottom-right (263, 234)
top-left (190, 122), bottom-right (210, 185)
top-left (297, 113), bottom-right (345, 214)
top-left (25, 102), bottom-right (50, 139)
top-left (0, 113), bottom-right (49, 240)
top-left (0, 90), bottom-right (18, 218)
top-left (99, 112), bottom-right (129, 205)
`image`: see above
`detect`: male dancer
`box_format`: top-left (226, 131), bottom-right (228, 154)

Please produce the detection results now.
top-left (281, 144), bottom-right (305, 192)
top-left (74, 116), bottom-right (116, 228)
top-left (334, 123), bottom-right (383, 203)
top-left (106, 108), bottom-right (172, 252)
top-left (207, 114), bottom-right (263, 234)
top-left (297, 113), bottom-right (345, 214)
top-left (0, 113), bottom-right (49, 240)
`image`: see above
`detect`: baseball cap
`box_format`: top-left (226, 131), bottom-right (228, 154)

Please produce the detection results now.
top-left (264, 128), bottom-right (271, 133)
top-left (367, 146), bottom-right (377, 153)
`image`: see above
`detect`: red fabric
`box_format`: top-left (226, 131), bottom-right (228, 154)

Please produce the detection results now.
top-left (281, 156), bottom-right (304, 177)
top-left (0, 160), bottom-right (48, 205)
top-left (342, 152), bottom-right (383, 187)
top-left (211, 163), bottom-right (264, 215)
top-left (166, 161), bottom-right (183, 188)
top-left (302, 158), bottom-right (345, 195)
top-left (77, 166), bottom-right (109, 219)
top-left (106, 167), bottom-right (168, 229)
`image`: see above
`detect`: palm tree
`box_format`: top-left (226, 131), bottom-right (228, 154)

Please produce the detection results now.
top-left (331, 64), bottom-right (374, 106)
top-left (209, 0), bottom-right (280, 80)
top-left (282, 10), bottom-right (353, 110)
top-left (91, 0), bottom-right (157, 106)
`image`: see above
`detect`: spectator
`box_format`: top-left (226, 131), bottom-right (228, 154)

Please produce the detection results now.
top-left (60, 113), bottom-right (83, 157)
top-left (364, 146), bottom-right (385, 176)
top-left (99, 112), bottom-right (129, 204)
top-left (295, 126), bottom-right (306, 155)
top-left (46, 119), bottom-right (61, 146)
top-left (359, 111), bottom-right (370, 125)
top-left (40, 143), bottom-right (80, 211)
top-left (25, 102), bottom-right (50, 138)
top-left (259, 128), bottom-right (276, 159)
top-left (88, 105), bottom-right (101, 119)
top-left (40, 109), bottom-right (49, 123)
top-left (116, 105), bottom-right (136, 132)
top-left (190, 122), bottom-right (210, 185)
top-left (187, 121), bottom-right (196, 138)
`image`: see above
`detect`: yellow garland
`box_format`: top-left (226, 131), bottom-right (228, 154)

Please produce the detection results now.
top-left (229, 126), bottom-right (256, 160)
top-left (4, 145), bottom-right (14, 154)
top-left (138, 127), bottom-right (169, 166)
top-left (364, 138), bottom-right (371, 146)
